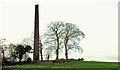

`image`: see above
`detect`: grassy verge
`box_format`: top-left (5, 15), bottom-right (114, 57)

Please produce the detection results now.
top-left (3, 61), bottom-right (118, 68)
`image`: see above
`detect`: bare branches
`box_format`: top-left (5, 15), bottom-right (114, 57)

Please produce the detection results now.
top-left (44, 21), bottom-right (85, 59)
top-left (44, 21), bottom-right (64, 60)
top-left (62, 23), bottom-right (85, 59)
top-left (0, 38), bottom-right (6, 45)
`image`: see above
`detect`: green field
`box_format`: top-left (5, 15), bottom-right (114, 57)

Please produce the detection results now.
top-left (2, 61), bottom-right (119, 68)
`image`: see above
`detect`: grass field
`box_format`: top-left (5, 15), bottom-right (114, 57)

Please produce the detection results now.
top-left (3, 61), bottom-right (118, 68)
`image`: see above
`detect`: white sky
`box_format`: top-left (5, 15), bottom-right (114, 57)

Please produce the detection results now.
top-left (0, 0), bottom-right (119, 62)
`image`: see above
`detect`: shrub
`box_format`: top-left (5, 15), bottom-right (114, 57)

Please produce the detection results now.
top-left (52, 59), bottom-right (66, 63)
top-left (27, 58), bottom-right (31, 63)
top-left (78, 58), bottom-right (84, 61)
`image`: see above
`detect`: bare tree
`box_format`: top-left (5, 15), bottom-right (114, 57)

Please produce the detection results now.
top-left (39, 38), bottom-right (43, 61)
top-left (44, 21), bottom-right (64, 60)
top-left (62, 23), bottom-right (85, 59)
top-left (0, 38), bottom-right (7, 60)
top-left (7, 43), bottom-right (17, 61)
top-left (44, 47), bottom-right (53, 61)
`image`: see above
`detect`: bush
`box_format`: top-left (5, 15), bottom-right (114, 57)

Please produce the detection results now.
top-left (69, 58), bottom-right (75, 60)
top-left (27, 58), bottom-right (31, 63)
top-left (52, 59), bottom-right (66, 63)
top-left (78, 58), bottom-right (84, 61)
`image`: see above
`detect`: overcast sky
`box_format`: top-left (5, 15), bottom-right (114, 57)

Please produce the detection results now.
top-left (0, 0), bottom-right (119, 62)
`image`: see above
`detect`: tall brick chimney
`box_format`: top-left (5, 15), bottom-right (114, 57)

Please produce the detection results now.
top-left (33, 4), bottom-right (39, 62)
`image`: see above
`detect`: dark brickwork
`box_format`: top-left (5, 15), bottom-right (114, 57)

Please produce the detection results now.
top-left (33, 4), bottom-right (39, 62)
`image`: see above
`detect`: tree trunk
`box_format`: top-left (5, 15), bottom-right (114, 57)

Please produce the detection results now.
top-left (2, 51), bottom-right (4, 60)
top-left (19, 55), bottom-right (23, 63)
top-left (40, 48), bottom-right (43, 61)
top-left (56, 38), bottom-right (59, 60)
top-left (64, 38), bottom-right (68, 60)
top-left (56, 49), bottom-right (58, 60)
top-left (19, 58), bottom-right (22, 63)
top-left (65, 43), bottom-right (68, 60)
top-left (47, 55), bottom-right (50, 61)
